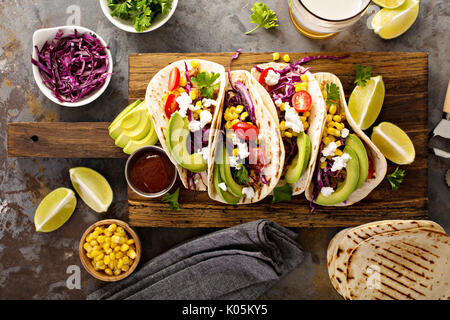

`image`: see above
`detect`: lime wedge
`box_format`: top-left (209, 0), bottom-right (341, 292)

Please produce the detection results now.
top-left (69, 167), bottom-right (113, 213)
top-left (371, 0), bottom-right (420, 40)
top-left (34, 188), bottom-right (77, 232)
top-left (371, 122), bottom-right (415, 164)
top-left (348, 75), bottom-right (385, 130)
top-left (372, 0), bottom-right (405, 9)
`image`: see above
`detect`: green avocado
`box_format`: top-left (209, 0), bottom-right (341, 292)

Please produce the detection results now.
top-left (345, 134), bottom-right (369, 189)
top-left (285, 132), bottom-right (311, 184)
top-left (218, 144), bottom-right (243, 198)
top-left (123, 118), bottom-right (159, 155)
top-left (114, 108), bottom-right (152, 148)
top-left (109, 100), bottom-right (142, 139)
top-left (214, 164), bottom-right (240, 204)
top-left (315, 146), bottom-right (360, 206)
top-left (166, 112), bottom-right (207, 172)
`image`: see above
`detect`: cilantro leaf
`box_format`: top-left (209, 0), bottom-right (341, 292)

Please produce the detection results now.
top-left (162, 187), bottom-right (181, 210)
top-left (387, 167), bottom-right (405, 191)
top-left (245, 2), bottom-right (279, 35)
top-left (191, 72), bottom-right (221, 99)
top-left (232, 164), bottom-right (250, 185)
top-left (271, 184), bottom-right (293, 204)
top-left (354, 65), bottom-right (372, 87)
top-left (109, 1), bottom-right (131, 20)
top-left (326, 83), bottom-right (340, 106)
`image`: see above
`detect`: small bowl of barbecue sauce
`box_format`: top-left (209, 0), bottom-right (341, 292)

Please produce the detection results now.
top-left (125, 146), bottom-right (177, 198)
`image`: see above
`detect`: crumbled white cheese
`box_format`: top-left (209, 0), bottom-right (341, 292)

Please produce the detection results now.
top-left (284, 102), bottom-right (304, 133)
top-left (198, 146), bottom-right (209, 161)
top-left (320, 157), bottom-right (326, 163)
top-left (341, 128), bottom-right (350, 138)
top-left (265, 69), bottom-right (280, 86)
top-left (200, 110), bottom-right (212, 128)
top-left (242, 187), bottom-right (255, 198)
top-left (331, 152), bottom-right (352, 172)
top-left (237, 142), bottom-right (250, 160)
top-left (322, 141), bottom-right (338, 157)
top-left (175, 92), bottom-right (193, 118)
top-left (188, 120), bottom-right (202, 132)
top-left (231, 133), bottom-right (241, 146)
top-left (275, 98), bottom-right (282, 107)
top-left (320, 187), bottom-right (335, 197)
top-left (218, 182), bottom-right (227, 191)
top-left (202, 98), bottom-right (217, 108)
top-left (229, 156), bottom-right (240, 168)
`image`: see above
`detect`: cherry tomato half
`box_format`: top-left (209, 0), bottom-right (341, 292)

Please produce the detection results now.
top-left (258, 67), bottom-right (275, 86)
top-left (368, 155), bottom-right (374, 180)
top-left (164, 93), bottom-right (180, 118)
top-left (292, 90), bottom-right (312, 113)
top-left (168, 67), bottom-right (180, 92)
top-left (232, 122), bottom-right (259, 141)
top-left (249, 147), bottom-right (268, 172)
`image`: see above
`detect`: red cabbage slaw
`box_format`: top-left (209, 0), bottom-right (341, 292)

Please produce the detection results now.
top-left (31, 29), bottom-right (112, 103)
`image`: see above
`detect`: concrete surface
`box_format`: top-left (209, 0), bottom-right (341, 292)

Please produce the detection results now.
top-left (0, 0), bottom-right (449, 299)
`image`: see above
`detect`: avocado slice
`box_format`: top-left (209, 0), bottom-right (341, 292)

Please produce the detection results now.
top-left (114, 109), bottom-right (152, 148)
top-left (285, 132), bottom-right (311, 184)
top-left (218, 144), bottom-right (244, 198)
top-left (109, 100), bottom-right (142, 139)
top-left (167, 112), bottom-right (207, 173)
top-left (315, 146), bottom-right (360, 206)
top-left (123, 115), bottom-right (159, 155)
top-left (345, 134), bottom-right (369, 189)
top-left (214, 164), bottom-right (240, 204)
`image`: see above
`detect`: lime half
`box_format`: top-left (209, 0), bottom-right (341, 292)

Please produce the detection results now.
top-left (34, 188), bottom-right (77, 232)
top-left (371, 0), bottom-right (420, 40)
top-left (373, 0), bottom-right (405, 9)
top-left (348, 75), bottom-right (385, 130)
top-left (69, 167), bottom-right (113, 213)
top-left (371, 122), bottom-right (415, 164)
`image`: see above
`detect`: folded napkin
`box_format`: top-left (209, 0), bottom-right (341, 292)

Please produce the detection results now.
top-left (87, 219), bottom-right (305, 300)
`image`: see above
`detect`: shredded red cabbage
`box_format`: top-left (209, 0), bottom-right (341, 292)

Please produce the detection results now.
top-left (234, 81), bottom-right (256, 124)
top-left (228, 49), bottom-right (242, 91)
top-left (184, 62), bottom-right (191, 94)
top-left (31, 29), bottom-right (112, 103)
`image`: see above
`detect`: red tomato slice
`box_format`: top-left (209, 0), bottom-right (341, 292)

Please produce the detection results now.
top-left (258, 67), bottom-right (275, 86)
top-left (164, 93), bottom-right (180, 118)
top-left (292, 90), bottom-right (312, 113)
top-left (367, 155), bottom-right (374, 180)
top-left (168, 67), bottom-right (180, 91)
top-left (249, 147), bottom-right (267, 171)
top-left (232, 122), bottom-right (259, 141)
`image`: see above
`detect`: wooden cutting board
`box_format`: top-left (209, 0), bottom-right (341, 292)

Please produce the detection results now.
top-left (8, 52), bottom-right (428, 228)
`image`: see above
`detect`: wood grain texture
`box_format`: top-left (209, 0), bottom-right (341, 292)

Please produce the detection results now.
top-left (128, 52), bottom-right (428, 227)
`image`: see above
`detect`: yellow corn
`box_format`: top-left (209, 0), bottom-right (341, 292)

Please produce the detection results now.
top-left (231, 119), bottom-right (240, 126)
top-left (301, 74), bottom-right (308, 82)
top-left (283, 54), bottom-right (290, 63)
top-left (105, 268), bottom-right (113, 276)
top-left (329, 105), bottom-right (337, 115)
top-left (292, 131), bottom-right (299, 136)
top-left (121, 244), bottom-right (130, 252)
top-left (113, 269), bottom-right (121, 276)
top-left (111, 235), bottom-right (121, 244)
top-left (335, 141), bottom-right (342, 147)
top-left (123, 256), bottom-right (130, 265)
top-left (335, 122), bottom-right (345, 131)
top-left (127, 250), bottom-right (137, 260)
top-left (224, 112), bottom-right (233, 121)
top-left (86, 234), bottom-right (93, 242)
top-left (179, 75), bottom-right (187, 87)
top-left (103, 255), bottom-right (110, 265)
top-left (327, 127), bottom-right (341, 137)
top-left (320, 161), bottom-right (327, 169)
top-left (335, 149), bottom-right (343, 156)
top-left (116, 252), bottom-right (123, 259)
top-left (273, 52), bottom-right (280, 61)
top-left (121, 264), bottom-right (130, 272)
top-left (235, 105), bottom-right (244, 113)
top-left (303, 121), bottom-right (309, 130)
top-left (304, 111), bottom-right (310, 118)
top-left (322, 136), bottom-right (332, 146)
top-left (300, 116), bottom-right (307, 122)
top-left (233, 148), bottom-right (238, 157)
top-left (107, 224), bottom-right (117, 232)
top-left (240, 112), bottom-right (249, 121)
top-left (231, 112), bottom-right (239, 120)
top-left (225, 121), bottom-right (232, 129)
top-left (280, 103), bottom-right (285, 112)
top-left (280, 121), bottom-right (286, 131)
top-left (326, 114), bottom-right (333, 123)
top-left (189, 90), bottom-right (198, 100)
top-left (328, 121), bottom-right (337, 128)
top-left (294, 82), bottom-right (308, 92)
top-left (94, 253), bottom-right (104, 262)
top-left (333, 115), bottom-right (342, 122)
top-left (191, 60), bottom-right (200, 68)
top-left (83, 243), bottom-right (92, 252)
top-left (117, 259), bottom-right (123, 269)
top-left (284, 131), bottom-right (293, 138)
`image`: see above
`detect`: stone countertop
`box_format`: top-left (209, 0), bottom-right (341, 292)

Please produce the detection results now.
top-left (0, 0), bottom-right (449, 299)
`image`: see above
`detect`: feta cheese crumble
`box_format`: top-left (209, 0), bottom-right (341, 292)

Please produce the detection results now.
top-left (341, 128), bottom-right (350, 138)
top-left (284, 102), bottom-right (304, 133)
top-left (331, 153), bottom-right (352, 172)
top-left (265, 69), bottom-right (280, 86)
top-left (218, 182), bottom-right (227, 191)
top-left (322, 141), bottom-right (338, 157)
top-left (188, 120), bottom-right (202, 132)
top-left (229, 156), bottom-right (240, 168)
top-left (320, 187), bottom-right (335, 197)
top-left (200, 110), bottom-right (212, 128)
top-left (242, 187), bottom-right (255, 198)
top-left (275, 98), bottom-right (282, 107)
top-left (197, 147), bottom-right (209, 161)
top-left (202, 98), bottom-right (217, 108)
top-left (237, 142), bottom-right (250, 160)
top-left (175, 92), bottom-right (193, 118)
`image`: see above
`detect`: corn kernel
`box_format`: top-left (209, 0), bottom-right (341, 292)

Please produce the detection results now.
top-left (114, 246), bottom-right (120, 252)
top-left (303, 121), bottom-right (309, 130)
top-left (231, 112), bottom-right (239, 120)
top-left (117, 259), bottom-right (123, 269)
top-left (105, 268), bottom-right (113, 276)
top-left (224, 112), bottom-right (233, 121)
top-left (329, 105), bottom-right (337, 115)
top-left (283, 54), bottom-right (290, 63)
top-left (179, 75), bottom-right (187, 87)
top-left (284, 131), bottom-right (293, 138)
top-left (86, 234), bottom-right (93, 242)
top-left (191, 60), bottom-right (200, 68)
top-left (83, 243), bottom-right (93, 252)
top-left (94, 253), bottom-right (104, 262)
top-left (301, 74), bottom-right (308, 82)
top-left (300, 116), bottom-right (307, 122)
top-left (232, 148), bottom-right (238, 157)
top-left (320, 161), bottom-right (327, 169)
top-left (127, 250), bottom-right (137, 260)
top-left (292, 131), bottom-right (299, 137)
top-left (104, 256), bottom-right (110, 265)
top-left (189, 90), bottom-right (198, 100)
top-left (304, 111), bottom-right (310, 118)
top-left (328, 121), bottom-right (337, 128)
top-left (120, 244), bottom-right (130, 252)
top-left (280, 121), bottom-right (286, 131)
top-left (126, 239), bottom-right (134, 245)
top-left (90, 250), bottom-right (100, 257)
top-left (335, 149), bottom-right (343, 156)
top-left (113, 269), bottom-right (121, 276)
top-left (280, 103), bottom-right (285, 112)
top-left (322, 137), bottom-right (332, 146)
top-left (333, 115), bottom-right (342, 122)
top-left (86, 252), bottom-right (93, 259)
top-left (326, 114), bottom-right (333, 123)
top-left (335, 141), bottom-right (342, 147)
top-left (122, 256), bottom-right (130, 265)
top-left (327, 127), bottom-right (341, 137)
top-left (240, 112), bottom-right (249, 121)
top-left (329, 135), bottom-right (336, 142)
top-left (273, 52), bottom-right (280, 61)
top-left (235, 105), bottom-right (244, 113)
top-left (121, 264), bottom-right (130, 272)
top-left (116, 252), bottom-right (124, 259)
top-left (111, 235), bottom-right (121, 244)
top-left (231, 119), bottom-right (240, 126)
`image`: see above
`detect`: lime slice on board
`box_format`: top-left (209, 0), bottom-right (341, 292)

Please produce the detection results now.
top-left (371, 122), bottom-right (415, 164)
top-left (34, 187), bottom-right (77, 232)
top-left (372, 0), bottom-right (405, 9)
top-left (69, 167), bottom-right (113, 213)
top-left (348, 75), bottom-right (385, 130)
top-left (371, 0), bottom-right (420, 40)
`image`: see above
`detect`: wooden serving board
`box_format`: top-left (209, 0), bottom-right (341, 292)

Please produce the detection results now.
top-left (7, 52), bottom-right (428, 228)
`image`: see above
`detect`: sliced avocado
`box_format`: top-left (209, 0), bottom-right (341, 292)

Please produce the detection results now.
top-left (285, 132), bottom-right (311, 184)
top-left (315, 146), bottom-right (360, 206)
top-left (114, 109), bottom-right (152, 148)
top-left (345, 134), bottom-right (369, 189)
top-left (218, 144), bottom-right (243, 198)
top-left (109, 100), bottom-right (142, 139)
top-left (167, 112), bottom-right (207, 172)
top-left (123, 115), bottom-right (159, 155)
top-left (214, 164), bottom-right (240, 204)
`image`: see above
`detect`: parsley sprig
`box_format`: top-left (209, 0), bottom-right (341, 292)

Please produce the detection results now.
top-left (326, 83), bottom-right (340, 106)
top-left (245, 2), bottom-right (279, 35)
top-left (191, 72), bottom-right (221, 99)
top-left (232, 164), bottom-right (250, 185)
top-left (162, 187), bottom-right (181, 211)
top-left (271, 184), bottom-right (293, 204)
top-left (354, 65), bottom-right (372, 87)
top-left (387, 167), bottom-right (405, 191)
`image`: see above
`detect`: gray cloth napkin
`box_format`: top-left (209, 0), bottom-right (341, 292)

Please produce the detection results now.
top-left (87, 219), bottom-right (305, 300)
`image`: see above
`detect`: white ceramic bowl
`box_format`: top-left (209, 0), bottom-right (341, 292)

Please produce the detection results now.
top-left (31, 26), bottom-right (113, 107)
top-left (99, 0), bottom-right (178, 33)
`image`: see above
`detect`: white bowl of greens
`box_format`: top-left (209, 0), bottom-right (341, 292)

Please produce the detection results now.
top-left (99, 0), bottom-right (178, 33)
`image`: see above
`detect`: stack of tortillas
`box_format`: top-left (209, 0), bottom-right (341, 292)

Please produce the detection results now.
top-left (327, 220), bottom-right (450, 300)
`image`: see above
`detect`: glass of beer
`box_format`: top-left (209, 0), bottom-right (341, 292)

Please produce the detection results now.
top-left (288, 0), bottom-right (372, 39)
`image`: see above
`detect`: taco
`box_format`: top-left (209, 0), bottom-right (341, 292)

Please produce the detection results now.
top-left (251, 62), bottom-right (327, 196)
top-left (145, 59), bottom-right (226, 191)
top-left (305, 72), bottom-right (387, 206)
top-left (207, 70), bottom-right (285, 204)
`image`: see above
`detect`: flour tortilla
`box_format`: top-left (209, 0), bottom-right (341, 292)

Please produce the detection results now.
top-left (345, 227), bottom-right (450, 300)
top-left (145, 60), bottom-right (226, 191)
top-left (327, 220), bottom-right (445, 299)
top-left (251, 63), bottom-right (327, 195)
top-left (305, 72), bottom-right (388, 206)
top-left (207, 70), bottom-right (285, 204)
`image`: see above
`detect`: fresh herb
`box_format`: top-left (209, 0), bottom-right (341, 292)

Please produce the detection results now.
top-left (191, 72), bottom-right (221, 99)
top-left (107, 0), bottom-right (172, 33)
top-left (162, 187), bottom-right (181, 210)
top-left (271, 184), bottom-right (293, 204)
top-left (233, 164), bottom-right (250, 185)
top-left (354, 65), bottom-right (372, 87)
top-left (245, 2), bottom-right (279, 35)
top-left (326, 83), bottom-right (340, 105)
top-left (387, 167), bottom-right (405, 191)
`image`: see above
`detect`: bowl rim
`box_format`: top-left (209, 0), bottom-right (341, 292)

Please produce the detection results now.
top-left (31, 25), bottom-right (113, 108)
top-left (79, 219), bottom-right (141, 282)
top-left (98, 0), bottom-right (178, 33)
